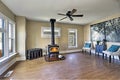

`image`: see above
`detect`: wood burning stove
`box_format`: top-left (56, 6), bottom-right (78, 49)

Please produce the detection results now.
top-left (45, 19), bottom-right (59, 61)
top-left (48, 44), bottom-right (59, 60)
top-left (48, 45), bottom-right (59, 53)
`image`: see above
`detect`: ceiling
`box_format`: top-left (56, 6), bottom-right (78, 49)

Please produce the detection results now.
top-left (1, 0), bottom-right (120, 25)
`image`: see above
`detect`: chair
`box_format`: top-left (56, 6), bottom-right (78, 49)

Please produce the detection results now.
top-left (82, 41), bottom-right (92, 54)
top-left (102, 45), bottom-right (120, 63)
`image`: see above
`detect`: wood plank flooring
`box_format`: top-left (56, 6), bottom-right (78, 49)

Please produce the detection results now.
top-left (3, 52), bottom-right (120, 80)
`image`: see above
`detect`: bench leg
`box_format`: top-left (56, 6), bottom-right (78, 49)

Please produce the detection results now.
top-left (105, 54), bottom-right (107, 59)
top-left (109, 55), bottom-right (111, 63)
top-left (82, 49), bottom-right (83, 53)
top-left (119, 56), bottom-right (120, 60)
top-left (102, 53), bottom-right (104, 59)
top-left (90, 50), bottom-right (91, 55)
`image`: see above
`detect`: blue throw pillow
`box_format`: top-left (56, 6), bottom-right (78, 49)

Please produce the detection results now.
top-left (84, 43), bottom-right (91, 48)
top-left (108, 45), bottom-right (120, 52)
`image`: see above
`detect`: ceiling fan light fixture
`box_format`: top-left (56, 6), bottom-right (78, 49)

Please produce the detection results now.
top-left (58, 9), bottom-right (83, 21)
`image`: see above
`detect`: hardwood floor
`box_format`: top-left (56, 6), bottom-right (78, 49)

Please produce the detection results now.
top-left (3, 52), bottom-right (120, 80)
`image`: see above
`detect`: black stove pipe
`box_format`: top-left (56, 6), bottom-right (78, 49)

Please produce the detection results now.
top-left (50, 19), bottom-right (56, 45)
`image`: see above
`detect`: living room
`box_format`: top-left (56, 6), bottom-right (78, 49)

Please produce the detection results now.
top-left (0, 0), bottom-right (120, 79)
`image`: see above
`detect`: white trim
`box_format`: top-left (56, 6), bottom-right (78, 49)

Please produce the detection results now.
top-left (0, 53), bottom-right (17, 75)
top-left (0, 53), bottom-right (17, 64)
top-left (68, 29), bottom-right (77, 48)
top-left (0, 58), bottom-right (16, 75)
top-left (16, 56), bottom-right (26, 61)
top-left (41, 27), bottom-right (61, 38)
top-left (0, 12), bottom-right (15, 23)
top-left (0, 12), bottom-right (16, 60)
top-left (60, 49), bottom-right (82, 54)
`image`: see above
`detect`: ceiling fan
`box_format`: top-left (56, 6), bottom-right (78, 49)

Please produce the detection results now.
top-left (58, 9), bottom-right (83, 21)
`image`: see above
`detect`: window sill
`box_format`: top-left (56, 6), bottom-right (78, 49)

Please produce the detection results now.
top-left (0, 52), bottom-right (18, 65)
top-left (68, 46), bottom-right (77, 48)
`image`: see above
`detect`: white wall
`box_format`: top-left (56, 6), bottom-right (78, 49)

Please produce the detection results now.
top-left (16, 16), bottom-right (26, 60)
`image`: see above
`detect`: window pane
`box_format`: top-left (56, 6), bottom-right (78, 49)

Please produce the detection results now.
top-left (8, 22), bottom-right (14, 53)
top-left (9, 23), bottom-right (13, 38)
top-left (68, 29), bottom-right (77, 48)
top-left (0, 19), bottom-right (2, 28)
top-left (0, 18), bottom-right (4, 29)
top-left (0, 32), bottom-right (4, 58)
top-left (68, 35), bottom-right (74, 46)
top-left (9, 23), bottom-right (14, 53)
top-left (9, 39), bottom-right (13, 53)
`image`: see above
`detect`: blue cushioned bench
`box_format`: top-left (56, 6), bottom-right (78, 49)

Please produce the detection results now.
top-left (82, 41), bottom-right (92, 55)
top-left (103, 45), bottom-right (120, 63)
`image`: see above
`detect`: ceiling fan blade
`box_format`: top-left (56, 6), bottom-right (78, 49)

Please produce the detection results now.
top-left (58, 13), bottom-right (66, 16)
top-left (68, 16), bottom-right (73, 21)
top-left (72, 14), bottom-right (83, 17)
top-left (71, 9), bottom-right (77, 15)
top-left (59, 17), bottom-right (67, 21)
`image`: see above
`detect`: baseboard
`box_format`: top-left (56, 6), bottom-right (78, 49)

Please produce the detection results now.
top-left (16, 55), bottom-right (26, 61)
top-left (60, 49), bottom-right (82, 54)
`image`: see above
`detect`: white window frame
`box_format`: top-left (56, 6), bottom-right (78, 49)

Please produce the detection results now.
top-left (8, 21), bottom-right (15, 54)
top-left (68, 29), bottom-right (77, 48)
top-left (0, 12), bottom-right (16, 60)
top-left (41, 27), bottom-right (61, 38)
top-left (0, 16), bottom-right (6, 59)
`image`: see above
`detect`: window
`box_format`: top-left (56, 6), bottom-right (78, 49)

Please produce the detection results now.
top-left (68, 29), bottom-right (77, 48)
top-left (0, 32), bottom-right (4, 58)
top-left (0, 18), bottom-right (4, 58)
top-left (0, 12), bottom-right (15, 59)
top-left (8, 22), bottom-right (15, 53)
top-left (41, 27), bottom-right (60, 38)
top-left (0, 19), bottom-right (3, 28)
